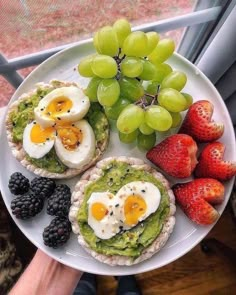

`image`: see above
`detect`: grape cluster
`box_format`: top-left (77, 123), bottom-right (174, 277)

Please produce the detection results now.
top-left (78, 19), bottom-right (193, 150)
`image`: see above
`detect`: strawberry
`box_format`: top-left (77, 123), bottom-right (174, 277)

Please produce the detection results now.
top-left (195, 142), bottom-right (236, 181)
top-left (173, 178), bottom-right (224, 225)
top-left (146, 134), bottom-right (198, 178)
top-left (179, 100), bottom-right (224, 142)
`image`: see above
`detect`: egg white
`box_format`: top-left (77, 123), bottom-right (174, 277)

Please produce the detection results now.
top-left (114, 181), bottom-right (161, 230)
top-left (34, 87), bottom-right (90, 127)
top-left (87, 192), bottom-right (120, 239)
top-left (54, 120), bottom-right (95, 169)
top-left (23, 122), bottom-right (55, 159)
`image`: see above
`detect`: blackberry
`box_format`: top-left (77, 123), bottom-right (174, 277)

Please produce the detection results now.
top-left (8, 172), bottom-right (30, 195)
top-left (30, 177), bottom-right (55, 199)
top-left (11, 192), bottom-right (44, 219)
top-left (43, 217), bottom-right (71, 248)
top-left (47, 188), bottom-right (71, 217)
top-left (54, 184), bottom-right (71, 195)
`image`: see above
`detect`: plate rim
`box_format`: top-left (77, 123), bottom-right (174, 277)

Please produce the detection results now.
top-left (0, 39), bottom-right (235, 275)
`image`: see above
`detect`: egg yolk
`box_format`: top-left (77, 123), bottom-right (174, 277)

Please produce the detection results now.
top-left (124, 195), bottom-right (147, 226)
top-left (57, 125), bottom-right (83, 151)
top-left (30, 123), bottom-right (54, 143)
top-left (91, 202), bottom-right (108, 221)
top-left (45, 97), bottom-right (73, 119)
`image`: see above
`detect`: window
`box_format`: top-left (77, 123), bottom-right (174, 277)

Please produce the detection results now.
top-left (0, 0), bottom-right (232, 108)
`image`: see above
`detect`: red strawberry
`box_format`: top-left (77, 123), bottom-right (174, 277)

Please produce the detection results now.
top-left (179, 100), bottom-right (224, 142)
top-left (173, 178), bottom-right (224, 225)
top-left (146, 134), bottom-right (198, 178)
top-left (195, 142), bottom-right (236, 181)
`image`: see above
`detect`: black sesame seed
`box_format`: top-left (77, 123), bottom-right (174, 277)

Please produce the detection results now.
top-left (13, 122), bottom-right (16, 126)
top-left (46, 138), bottom-right (49, 141)
top-left (119, 226), bottom-right (123, 230)
top-left (67, 110), bottom-right (70, 113)
top-left (40, 108), bottom-right (44, 111)
top-left (33, 121), bottom-right (36, 125)
top-left (110, 211), bottom-right (113, 216)
top-left (72, 124), bottom-right (75, 127)
top-left (57, 117), bottom-right (61, 120)
top-left (115, 204), bottom-right (119, 207)
top-left (141, 190), bottom-right (146, 193)
top-left (126, 169), bottom-right (130, 172)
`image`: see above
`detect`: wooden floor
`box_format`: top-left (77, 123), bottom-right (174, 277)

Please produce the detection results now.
top-left (6, 198), bottom-right (236, 295)
top-left (97, 205), bottom-right (236, 295)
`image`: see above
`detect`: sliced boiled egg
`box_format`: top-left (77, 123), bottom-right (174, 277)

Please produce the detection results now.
top-left (114, 181), bottom-right (161, 230)
top-left (54, 120), bottom-right (95, 169)
top-left (87, 192), bottom-right (120, 239)
top-left (23, 121), bottom-right (55, 159)
top-left (34, 87), bottom-right (90, 127)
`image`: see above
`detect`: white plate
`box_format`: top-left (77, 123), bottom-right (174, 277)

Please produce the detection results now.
top-left (0, 40), bottom-right (235, 275)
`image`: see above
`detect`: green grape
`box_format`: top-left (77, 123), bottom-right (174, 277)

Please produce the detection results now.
top-left (139, 122), bottom-right (154, 135)
top-left (146, 81), bottom-right (159, 95)
top-left (148, 39), bottom-right (175, 63)
top-left (137, 132), bottom-right (156, 150)
top-left (104, 98), bottom-right (131, 120)
top-left (117, 104), bottom-right (144, 134)
top-left (78, 55), bottom-right (96, 77)
top-left (119, 129), bottom-right (138, 143)
top-left (152, 63), bottom-right (173, 83)
top-left (97, 26), bottom-right (119, 56)
top-left (123, 31), bottom-right (148, 57)
top-left (161, 71), bottom-right (187, 91)
top-left (181, 92), bottom-right (193, 110)
top-left (139, 60), bottom-right (157, 81)
top-left (84, 77), bottom-right (102, 102)
top-left (93, 32), bottom-right (102, 53)
top-left (158, 88), bottom-right (187, 112)
top-left (119, 77), bottom-right (144, 101)
top-left (145, 105), bottom-right (172, 131)
top-left (146, 32), bottom-right (160, 55)
top-left (91, 55), bottom-right (117, 78)
top-left (120, 57), bottom-right (143, 78)
top-left (170, 112), bottom-right (182, 128)
top-left (97, 79), bottom-right (120, 107)
top-left (113, 18), bottom-right (131, 47)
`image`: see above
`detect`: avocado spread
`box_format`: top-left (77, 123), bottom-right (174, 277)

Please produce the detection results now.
top-left (77, 161), bottom-right (170, 258)
top-left (10, 86), bottom-right (108, 173)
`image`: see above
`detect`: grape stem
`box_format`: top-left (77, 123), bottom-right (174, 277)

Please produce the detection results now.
top-left (135, 85), bottom-right (160, 109)
top-left (135, 94), bottom-right (155, 108)
top-left (114, 48), bottom-right (126, 80)
top-left (113, 49), bottom-right (160, 109)
top-left (114, 48), bottom-right (126, 64)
